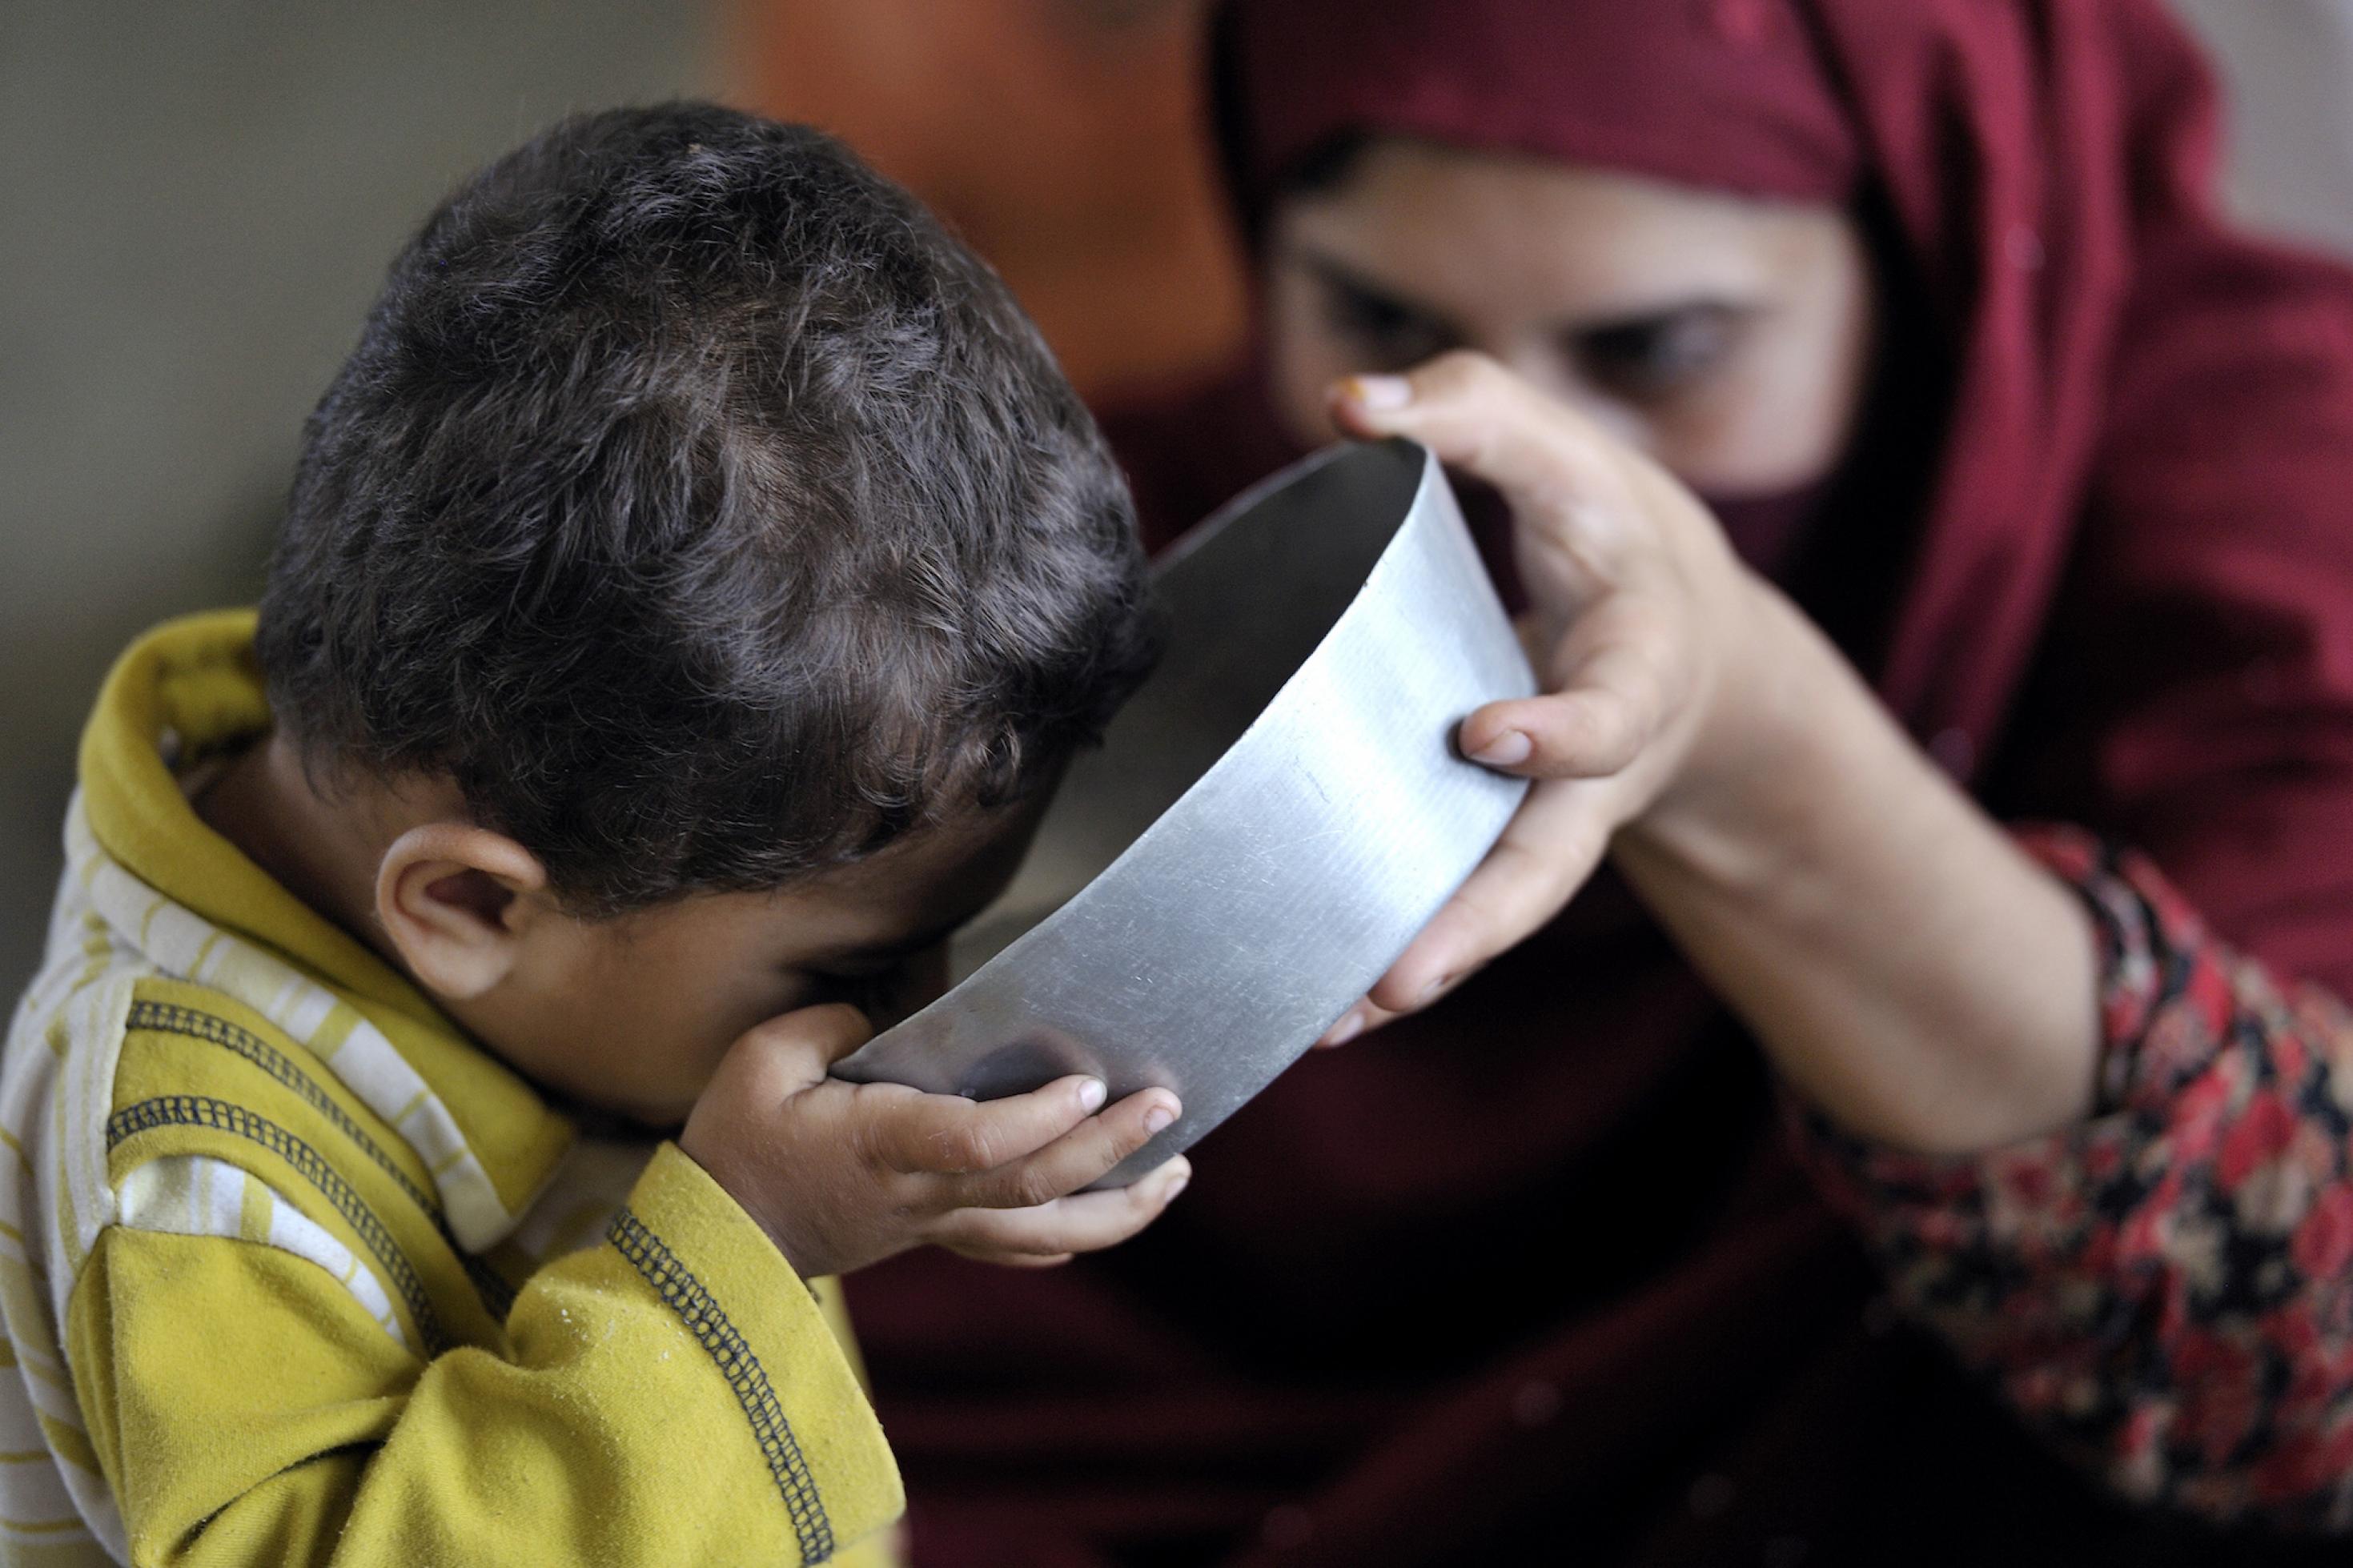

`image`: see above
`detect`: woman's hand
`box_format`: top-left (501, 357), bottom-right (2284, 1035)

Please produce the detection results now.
top-left (1316, 351), bottom-right (1778, 1039)
top-left (1318, 352), bottom-right (2101, 1157)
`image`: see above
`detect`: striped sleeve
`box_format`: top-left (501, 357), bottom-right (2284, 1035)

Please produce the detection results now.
top-left (114, 1155), bottom-right (413, 1353)
top-left (62, 1142), bottom-right (902, 1565)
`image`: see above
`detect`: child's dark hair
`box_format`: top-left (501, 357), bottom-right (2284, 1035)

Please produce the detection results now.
top-left (257, 103), bottom-right (1158, 915)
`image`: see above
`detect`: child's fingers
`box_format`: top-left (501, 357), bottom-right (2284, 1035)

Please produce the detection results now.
top-left (1327, 352), bottom-right (1612, 503)
top-left (866, 1074), bottom-right (1108, 1176)
top-left (950, 1085), bottom-right (1181, 1210)
top-left (933, 1156), bottom-right (1191, 1261)
top-left (1461, 661), bottom-right (1658, 784)
top-left (964, 1249), bottom-right (1080, 1270)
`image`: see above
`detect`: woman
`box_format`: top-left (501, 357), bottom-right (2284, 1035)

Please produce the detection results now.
top-left (847, 2), bottom-right (2353, 1562)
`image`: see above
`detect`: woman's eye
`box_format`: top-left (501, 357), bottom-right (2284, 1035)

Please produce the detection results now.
top-left (1322, 281), bottom-right (1448, 362)
top-left (1575, 309), bottom-right (1738, 399)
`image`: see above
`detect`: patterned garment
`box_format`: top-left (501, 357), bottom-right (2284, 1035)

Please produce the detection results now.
top-left (1797, 828), bottom-right (2353, 1529)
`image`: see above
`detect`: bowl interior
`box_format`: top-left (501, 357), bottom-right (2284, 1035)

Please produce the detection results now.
top-left (946, 439), bottom-right (1427, 976)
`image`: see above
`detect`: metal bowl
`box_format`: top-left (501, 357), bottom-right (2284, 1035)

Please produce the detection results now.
top-left (831, 439), bottom-right (1533, 1186)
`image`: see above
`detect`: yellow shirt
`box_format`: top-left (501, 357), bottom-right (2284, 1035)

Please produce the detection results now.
top-left (0, 612), bottom-right (901, 1565)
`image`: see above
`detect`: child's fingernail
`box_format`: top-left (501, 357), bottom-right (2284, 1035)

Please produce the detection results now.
top-left (1470, 729), bottom-right (1532, 766)
top-left (1324, 1009), bottom-right (1364, 1047)
top-left (1078, 1077), bottom-right (1108, 1113)
top-left (1143, 1101), bottom-right (1178, 1134)
top-left (1342, 374), bottom-right (1412, 411)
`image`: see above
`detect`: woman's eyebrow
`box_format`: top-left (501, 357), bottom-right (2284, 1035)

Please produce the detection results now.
top-left (1298, 245), bottom-right (1760, 339)
top-left (1568, 297), bottom-right (1758, 337)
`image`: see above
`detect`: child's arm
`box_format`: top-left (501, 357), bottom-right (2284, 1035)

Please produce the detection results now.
top-left (70, 1005), bottom-right (1181, 1566)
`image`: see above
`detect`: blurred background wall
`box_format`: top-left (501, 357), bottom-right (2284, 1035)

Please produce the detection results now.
top-left (1, 0), bottom-right (2346, 997)
top-left (0, 2), bottom-right (711, 989)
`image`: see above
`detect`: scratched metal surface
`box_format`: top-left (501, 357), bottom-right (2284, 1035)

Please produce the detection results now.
top-left (830, 439), bottom-right (1534, 1186)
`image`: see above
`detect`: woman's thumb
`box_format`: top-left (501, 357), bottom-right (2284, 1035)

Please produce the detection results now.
top-left (1327, 351), bottom-right (1620, 515)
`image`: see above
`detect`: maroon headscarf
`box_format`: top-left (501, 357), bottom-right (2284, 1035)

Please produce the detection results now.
top-left (853, 4), bottom-right (2353, 1562)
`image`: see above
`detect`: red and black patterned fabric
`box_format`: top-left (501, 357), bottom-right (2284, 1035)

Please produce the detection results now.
top-left (1803, 829), bottom-right (2353, 1529)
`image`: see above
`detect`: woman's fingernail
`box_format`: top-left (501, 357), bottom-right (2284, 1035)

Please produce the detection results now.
top-left (1343, 374), bottom-right (1412, 411)
top-left (1162, 1173), bottom-right (1190, 1201)
top-left (1078, 1077), bottom-right (1108, 1113)
top-left (1418, 974), bottom-right (1455, 1005)
top-left (1143, 1101), bottom-right (1178, 1134)
top-left (1470, 729), bottom-right (1532, 767)
top-left (1324, 1009), bottom-right (1365, 1047)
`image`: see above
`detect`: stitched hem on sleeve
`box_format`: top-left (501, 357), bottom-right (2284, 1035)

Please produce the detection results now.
top-left (608, 1205), bottom-right (835, 1563)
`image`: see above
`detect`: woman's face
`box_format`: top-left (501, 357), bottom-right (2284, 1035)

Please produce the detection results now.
top-left (1264, 138), bottom-right (1876, 498)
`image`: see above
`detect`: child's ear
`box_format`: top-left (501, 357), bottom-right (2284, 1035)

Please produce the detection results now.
top-left (374, 824), bottom-right (550, 1001)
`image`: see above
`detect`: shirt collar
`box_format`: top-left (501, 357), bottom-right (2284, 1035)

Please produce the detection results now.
top-left (78, 611), bottom-right (573, 1244)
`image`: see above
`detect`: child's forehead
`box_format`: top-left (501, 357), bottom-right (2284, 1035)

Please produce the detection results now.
top-left (616, 805), bottom-right (1039, 962)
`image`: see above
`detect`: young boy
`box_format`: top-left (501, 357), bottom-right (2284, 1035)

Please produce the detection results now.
top-left (0, 104), bottom-right (1190, 1566)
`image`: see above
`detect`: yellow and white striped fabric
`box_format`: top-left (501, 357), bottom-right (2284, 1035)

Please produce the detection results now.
top-left (113, 1154), bottom-right (413, 1353)
top-left (0, 614), bottom-right (901, 1566)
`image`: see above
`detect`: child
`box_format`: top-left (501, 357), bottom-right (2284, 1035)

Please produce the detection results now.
top-left (0, 103), bottom-right (1190, 1566)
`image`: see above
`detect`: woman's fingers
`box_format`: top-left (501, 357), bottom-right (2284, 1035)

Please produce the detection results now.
top-left (1316, 995), bottom-right (1398, 1048)
top-left (865, 1073), bottom-right (1109, 1177)
top-left (933, 1156), bottom-right (1192, 1264)
top-left (1309, 352), bottom-right (1754, 1031)
top-left (1462, 594), bottom-right (1681, 780)
top-left (1366, 776), bottom-right (1627, 1015)
top-left (1328, 352), bottom-right (1640, 560)
top-left (950, 1085), bottom-right (1180, 1210)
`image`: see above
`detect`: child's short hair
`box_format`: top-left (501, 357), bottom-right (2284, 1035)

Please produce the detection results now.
top-left (257, 103), bottom-right (1157, 914)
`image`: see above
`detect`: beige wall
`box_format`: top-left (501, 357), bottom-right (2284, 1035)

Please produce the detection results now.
top-left (2172, 0), bottom-right (2353, 256)
top-left (0, 3), bottom-right (711, 990)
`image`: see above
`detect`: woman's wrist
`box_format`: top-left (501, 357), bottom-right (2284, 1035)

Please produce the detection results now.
top-left (1620, 577), bottom-right (1861, 889)
top-left (1612, 582), bottom-right (2103, 1155)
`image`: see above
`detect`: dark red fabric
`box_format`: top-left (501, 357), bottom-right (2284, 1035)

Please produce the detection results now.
top-left (1217, 0), bottom-right (1858, 214)
top-left (852, 2), bottom-right (2353, 1562)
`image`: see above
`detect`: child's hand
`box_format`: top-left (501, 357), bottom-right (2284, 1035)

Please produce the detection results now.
top-left (681, 1005), bottom-right (1189, 1279)
top-left (1317, 351), bottom-right (1781, 1042)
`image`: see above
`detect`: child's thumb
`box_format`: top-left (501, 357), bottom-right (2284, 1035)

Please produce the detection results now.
top-left (723, 1002), bottom-right (875, 1094)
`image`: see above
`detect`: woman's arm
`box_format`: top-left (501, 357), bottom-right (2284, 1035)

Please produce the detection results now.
top-left (1796, 830), bottom-right (2353, 1526)
top-left (1611, 582), bottom-right (2100, 1155)
top-left (1326, 351), bottom-right (2353, 1526)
